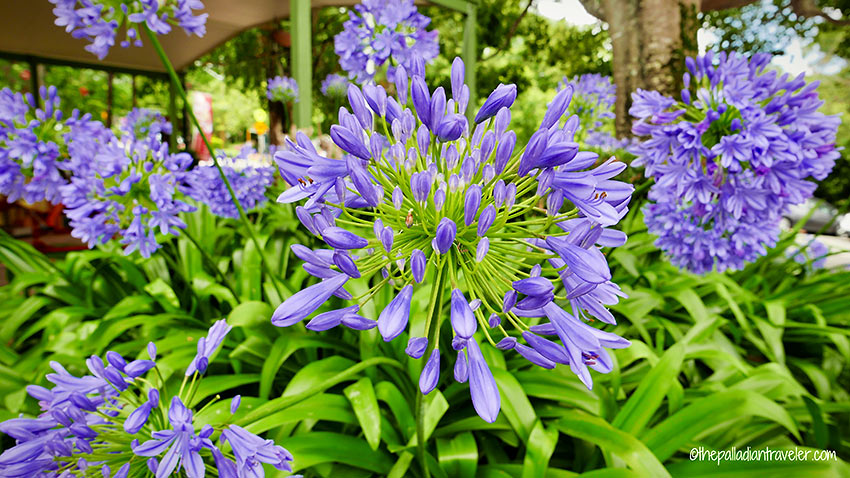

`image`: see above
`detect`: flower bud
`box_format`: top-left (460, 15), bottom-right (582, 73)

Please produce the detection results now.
top-left (406, 337), bottom-right (428, 359)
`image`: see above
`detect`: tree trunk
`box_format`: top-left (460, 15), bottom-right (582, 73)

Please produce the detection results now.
top-left (269, 99), bottom-right (286, 145)
top-left (584, 0), bottom-right (699, 137)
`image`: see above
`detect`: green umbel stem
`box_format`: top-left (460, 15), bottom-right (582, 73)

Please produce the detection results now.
top-left (144, 26), bottom-right (283, 299)
top-left (415, 259), bottom-right (447, 478)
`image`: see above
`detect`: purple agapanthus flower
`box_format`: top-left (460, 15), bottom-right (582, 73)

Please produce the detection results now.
top-left (185, 319), bottom-right (233, 375)
top-left (0, 86), bottom-right (70, 204)
top-left (334, 0), bottom-right (439, 82)
top-left (60, 108), bottom-right (196, 257)
top-left (1, 323), bottom-right (291, 478)
top-left (558, 74), bottom-right (637, 152)
top-left (220, 425), bottom-right (295, 476)
top-left (631, 52), bottom-right (840, 273)
top-left (271, 56), bottom-right (633, 421)
top-left (186, 146), bottom-right (275, 218)
top-left (321, 73), bottom-right (350, 98)
top-left (49, 0), bottom-right (208, 59)
top-left (267, 76), bottom-right (299, 103)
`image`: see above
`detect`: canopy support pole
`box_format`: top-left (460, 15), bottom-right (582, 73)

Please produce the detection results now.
top-left (106, 72), bottom-right (114, 127)
top-left (291, 0), bottom-right (312, 130)
top-left (28, 58), bottom-right (39, 105)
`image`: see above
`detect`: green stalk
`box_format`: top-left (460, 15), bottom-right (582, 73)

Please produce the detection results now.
top-left (144, 26), bottom-right (283, 298)
top-left (416, 259), bottom-right (447, 478)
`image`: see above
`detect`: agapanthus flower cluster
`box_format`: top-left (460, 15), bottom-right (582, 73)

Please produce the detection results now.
top-left (321, 74), bottom-right (350, 99)
top-left (49, 0), bottom-right (208, 59)
top-left (0, 320), bottom-right (298, 478)
top-left (120, 107), bottom-right (172, 142)
top-left (559, 74), bottom-right (634, 152)
top-left (0, 86), bottom-right (69, 204)
top-left (334, 0), bottom-right (439, 83)
top-left (186, 145), bottom-right (275, 218)
top-left (267, 76), bottom-right (299, 104)
top-left (60, 108), bottom-right (196, 257)
top-left (630, 52), bottom-right (840, 273)
top-left (272, 56), bottom-right (633, 423)
top-left (787, 238), bottom-right (829, 270)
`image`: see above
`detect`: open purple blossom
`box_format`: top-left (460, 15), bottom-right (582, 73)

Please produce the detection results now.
top-left (49, 0), bottom-right (208, 60)
top-left (631, 52), bottom-right (840, 273)
top-left (186, 146), bottom-right (275, 218)
top-left (0, 320), bottom-right (292, 478)
top-left (0, 86), bottom-right (69, 204)
top-left (321, 73), bottom-right (350, 98)
top-left (267, 76), bottom-right (299, 103)
top-left (59, 108), bottom-right (196, 257)
top-left (271, 56), bottom-right (633, 422)
top-left (120, 107), bottom-right (172, 142)
top-left (334, 0), bottom-right (439, 83)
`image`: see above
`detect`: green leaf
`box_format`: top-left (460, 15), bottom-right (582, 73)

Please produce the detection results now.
top-left (375, 381), bottom-right (415, 441)
top-left (280, 432), bottom-right (393, 473)
top-left (261, 336), bottom-right (337, 399)
top-left (437, 431), bottom-right (478, 478)
top-left (522, 421), bottom-right (558, 478)
top-left (409, 390), bottom-right (450, 447)
top-left (802, 396), bottom-right (829, 450)
top-left (284, 355), bottom-right (356, 398)
top-left (612, 342), bottom-right (684, 436)
top-left (344, 377), bottom-right (382, 451)
top-left (227, 301), bottom-right (273, 327)
top-left (554, 411), bottom-right (670, 478)
top-left (0, 296), bottom-right (51, 341)
top-left (642, 390), bottom-right (800, 461)
top-left (144, 278), bottom-right (180, 311)
top-left (578, 469), bottom-right (643, 478)
top-left (493, 369), bottom-right (537, 443)
top-left (242, 394), bottom-right (357, 434)
top-left (673, 288), bottom-right (710, 323)
top-left (238, 357), bottom-right (403, 427)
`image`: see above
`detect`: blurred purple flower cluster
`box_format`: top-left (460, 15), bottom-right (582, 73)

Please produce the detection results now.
top-left (630, 52), bottom-right (840, 274)
top-left (60, 108), bottom-right (196, 257)
top-left (0, 86), bottom-right (72, 204)
top-left (334, 0), bottom-right (439, 83)
top-left (50, 0), bottom-right (208, 59)
top-left (186, 146), bottom-right (275, 219)
top-left (559, 74), bottom-right (636, 153)
top-left (267, 76), bottom-right (299, 103)
top-left (321, 73), bottom-right (350, 99)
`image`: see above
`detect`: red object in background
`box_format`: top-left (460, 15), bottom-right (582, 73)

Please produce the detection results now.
top-left (273, 29), bottom-right (291, 47)
top-left (189, 91), bottom-right (214, 161)
top-left (79, 86), bottom-right (90, 97)
top-left (20, 69), bottom-right (30, 81)
top-left (1, 201), bottom-right (88, 253)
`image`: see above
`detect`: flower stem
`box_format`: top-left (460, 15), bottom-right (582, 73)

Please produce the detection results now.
top-left (143, 25), bottom-right (284, 299)
top-left (416, 258), bottom-right (447, 478)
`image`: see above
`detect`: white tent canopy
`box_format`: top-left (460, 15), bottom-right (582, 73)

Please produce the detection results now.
top-left (1, 0), bottom-right (479, 127)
